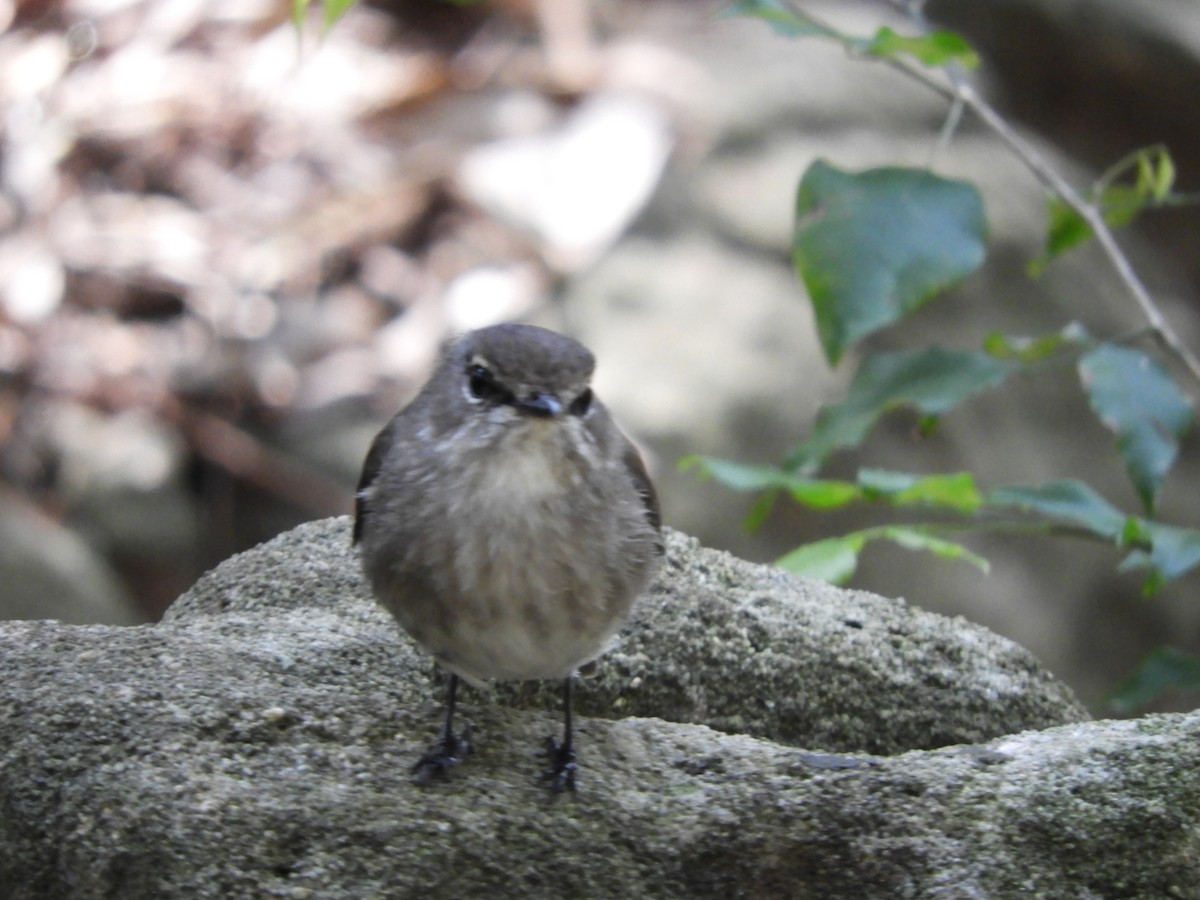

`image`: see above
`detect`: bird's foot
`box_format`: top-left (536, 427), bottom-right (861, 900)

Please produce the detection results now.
top-left (412, 723), bottom-right (473, 785)
top-left (539, 736), bottom-right (577, 793)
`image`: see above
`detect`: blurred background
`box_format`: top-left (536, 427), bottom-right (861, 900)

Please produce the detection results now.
top-left (2, 0), bottom-right (1199, 710)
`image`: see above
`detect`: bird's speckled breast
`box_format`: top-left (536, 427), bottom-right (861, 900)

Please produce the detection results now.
top-left (383, 422), bottom-right (654, 683)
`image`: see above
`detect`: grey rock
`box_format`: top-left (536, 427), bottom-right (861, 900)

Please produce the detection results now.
top-left (167, 518), bottom-right (1086, 753)
top-left (2, 518), bottom-right (1172, 899)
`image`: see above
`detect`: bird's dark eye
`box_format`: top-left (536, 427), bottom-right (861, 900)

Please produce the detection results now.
top-left (465, 364), bottom-right (515, 406)
top-left (467, 364), bottom-right (492, 399)
top-left (568, 388), bottom-right (593, 416)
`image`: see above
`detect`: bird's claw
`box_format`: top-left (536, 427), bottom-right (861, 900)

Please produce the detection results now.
top-left (412, 724), bottom-right (473, 784)
top-left (540, 735), bottom-right (577, 793)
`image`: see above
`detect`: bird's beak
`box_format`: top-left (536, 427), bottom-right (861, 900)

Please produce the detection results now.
top-left (517, 392), bottom-right (563, 418)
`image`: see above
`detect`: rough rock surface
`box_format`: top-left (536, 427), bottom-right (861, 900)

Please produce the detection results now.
top-left (166, 519), bottom-right (1086, 753)
top-left (4, 519), bottom-right (1196, 898)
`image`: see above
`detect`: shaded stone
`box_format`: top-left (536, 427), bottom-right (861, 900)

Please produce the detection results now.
top-left (3, 519), bottom-right (1176, 898)
top-left (167, 519), bottom-right (1088, 754)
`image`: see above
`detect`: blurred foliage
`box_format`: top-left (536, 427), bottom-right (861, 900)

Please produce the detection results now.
top-left (696, 0), bottom-right (1200, 711)
top-left (1030, 145), bottom-right (1179, 276)
top-left (1107, 647), bottom-right (1200, 713)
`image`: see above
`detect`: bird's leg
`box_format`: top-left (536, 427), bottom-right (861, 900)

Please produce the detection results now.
top-left (541, 676), bottom-right (577, 793)
top-left (412, 674), bottom-right (472, 784)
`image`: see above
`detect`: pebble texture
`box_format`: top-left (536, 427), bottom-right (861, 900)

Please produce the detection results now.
top-left (166, 518), bottom-right (1087, 753)
top-left (4, 519), bottom-right (1195, 899)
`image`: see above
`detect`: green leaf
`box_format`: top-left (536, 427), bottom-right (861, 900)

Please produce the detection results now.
top-left (987, 479), bottom-right (1129, 540)
top-left (1031, 147), bottom-right (1178, 275)
top-left (1093, 146), bottom-right (1176, 230)
top-left (1118, 550), bottom-right (1164, 595)
top-left (776, 535), bottom-right (864, 583)
top-left (722, 5), bottom-right (979, 71)
top-left (682, 456), bottom-right (862, 509)
top-left (1141, 522), bottom-right (1200, 581)
top-left (743, 490), bottom-right (780, 532)
top-left (1103, 144), bottom-right (1176, 206)
top-left (1078, 344), bottom-right (1193, 514)
top-left (1119, 521), bottom-right (1200, 593)
top-left (776, 525), bottom-right (988, 584)
top-left (858, 469), bottom-right (983, 512)
top-left (793, 161), bottom-right (988, 364)
top-left (982, 322), bottom-right (1090, 364)
top-left (878, 525), bottom-right (989, 572)
top-left (679, 456), bottom-right (783, 492)
top-left (1106, 647), bottom-right (1200, 713)
top-left (292, 0), bottom-right (359, 35)
top-left (986, 481), bottom-right (1200, 592)
top-left (1144, 147), bottom-right (1175, 199)
top-left (321, 0), bottom-right (357, 31)
top-left (789, 348), bottom-right (1014, 472)
top-left (1099, 184), bottom-right (1146, 229)
top-left (686, 458), bottom-right (987, 518)
top-left (784, 480), bottom-right (863, 509)
top-left (720, 0), bottom-right (838, 38)
top-left (1028, 197), bottom-right (1093, 277)
top-left (865, 26), bottom-right (979, 70)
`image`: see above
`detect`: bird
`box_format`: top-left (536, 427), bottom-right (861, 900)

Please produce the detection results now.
top-left (353, 323), bottom-right (662, 791)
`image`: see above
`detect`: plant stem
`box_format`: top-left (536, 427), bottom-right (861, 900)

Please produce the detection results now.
top-left (778, 0), bottom-right (1200, 385)
top-left (950, 80), bottom-right (1200, 384)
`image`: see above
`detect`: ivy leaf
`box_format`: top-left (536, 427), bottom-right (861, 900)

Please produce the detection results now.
top-left (1030, 146), bottom-right (1178, 275)
top-left (743, 490), bottom-right (781, 533)
top-left (685, 460), bottom-right (986, 519)
top-left (679, 456), bottom-right (786, 492)
top-left (880, 525), bottom-right (989, 572)
top-left (1078, 344), bottom-right (1193, 514)
top-left (986, 479), bottom-right (1129, 540)
top-left (776, 525), bottom-right (988, 584)
top-left (776, 535), bottom-right (863, 584)
top-left (725, 4), bottom-right (978, 71)
top-left (1119, 521), bottom-right (1200, 595)
top-left (865, 27), bottom-right (979, 70)
top-left (793, 161), bottom-right (988, 365)
top-left (681, 457), bottom-right (861, 509)
top-left (987, 481), bottom-right (1200, 593)
top-left (982, 322), bottom-right (1090, 364)
top-left (858, 469), bottom-right (983, 513)
top-left (788, 348), bottom-right (1014, 472)
top-left (1106, 647), bottom-right (1200, 712)
top-left (1028, 198), bottom-right (1093, 277)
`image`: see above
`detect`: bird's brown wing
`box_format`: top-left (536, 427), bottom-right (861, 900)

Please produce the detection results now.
top-left (352, 418), bottom-right (398, 545)
top-left (622, 442), bottom-right (663, 553)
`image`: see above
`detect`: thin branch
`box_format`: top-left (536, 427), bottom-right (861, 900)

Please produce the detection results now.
top-left (910, 516), bottom-right (1123, 547)
top-left (780, 0), bottom-right (1200, 385)
top-left (927, 94), bottom-right (965, 168)
top-left (950, 78), bottom-right (1200, 384)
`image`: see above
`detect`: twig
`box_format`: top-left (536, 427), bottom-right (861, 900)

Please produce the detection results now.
top-left (927, 93), bottom-right (965, 169)
top-left (779, 0), bottom-right (1200, 385)
top-left (944, 79), bottom-right (1200, 384)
